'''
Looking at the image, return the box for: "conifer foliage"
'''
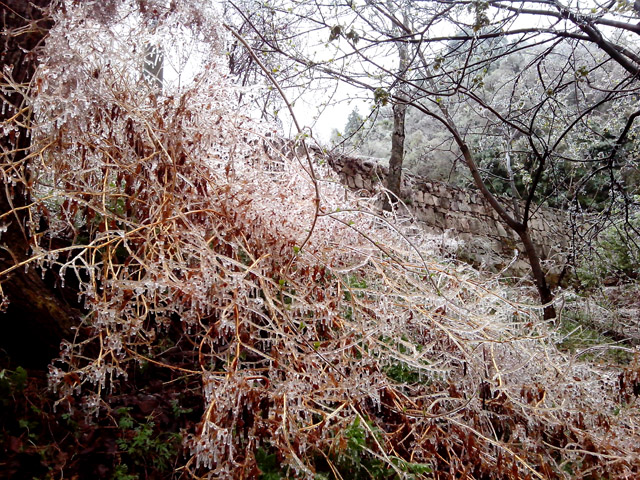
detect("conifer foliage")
[2,1,640,478]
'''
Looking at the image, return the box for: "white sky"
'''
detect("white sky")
[161,0,636,144]
[284,83,369,144]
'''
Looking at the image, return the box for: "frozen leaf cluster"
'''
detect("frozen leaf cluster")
[2,1,639,478]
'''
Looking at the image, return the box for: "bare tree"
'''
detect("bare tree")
[234,0,640,319]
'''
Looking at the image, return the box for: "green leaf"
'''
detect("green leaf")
[373,87,390,106]
[11,366,27,392]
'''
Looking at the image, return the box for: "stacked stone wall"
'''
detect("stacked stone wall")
[326,153,570,274]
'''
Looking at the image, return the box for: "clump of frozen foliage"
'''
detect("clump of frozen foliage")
[5,0,640,478]
[577,214,640,287]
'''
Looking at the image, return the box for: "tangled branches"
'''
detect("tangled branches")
[1,1,639,478]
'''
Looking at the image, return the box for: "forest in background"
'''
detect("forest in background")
[1,1,640,479]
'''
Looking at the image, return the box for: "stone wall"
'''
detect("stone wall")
[326,153,570,275]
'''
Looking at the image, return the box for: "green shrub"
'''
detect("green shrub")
[577,214,640,287]
[113,407,182,477]
[0,366,27,405]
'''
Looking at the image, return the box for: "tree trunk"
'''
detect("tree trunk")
[1,0,80,367]
[456,143,557,320]
[384,38,409,211]
[385,100,407,209]
[516,226,557,320]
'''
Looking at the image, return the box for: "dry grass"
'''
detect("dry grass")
[1,1,639,478]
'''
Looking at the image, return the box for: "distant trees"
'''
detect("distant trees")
[233,0,640,318]
[345,107,365,140]
[330,107,366,149]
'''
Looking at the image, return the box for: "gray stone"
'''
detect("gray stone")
[459,232,473,244]
[458,202,471,212]
[416,207,435,223]
[445,213,457,227]
[354,173,364,189]
[328,152,573,275]
[491,241,505,254]
[434,212,447,228]
[470,203,484,214]
[469,218,481,233]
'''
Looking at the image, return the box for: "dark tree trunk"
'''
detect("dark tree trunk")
[384,100,407,209]
[1,1,79,368]
[384,40,409,211]
[516,226,557,320]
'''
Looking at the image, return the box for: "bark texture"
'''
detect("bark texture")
[385,100,407,206]
[384,39,409,211]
